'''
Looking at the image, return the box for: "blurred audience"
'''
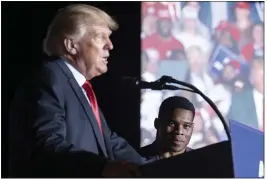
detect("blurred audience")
[142,2,157,18]
[232,2,254,48]
[141,15,157,39]
[218,60,246,93]
[174,6,211,55]
[188,110,218,149]
[141,1,264,149]
[214,21,240,54]
[168,49,187,61]
[183,45,231,116]
[181,1,211,39]
[141,49,162,146]
[141,49,160,82]
[241,23,264,61]
[143,17,184,60]
[228,58,264,131]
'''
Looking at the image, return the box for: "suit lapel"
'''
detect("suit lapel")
[56,59,107,157]
[98,111,113,158]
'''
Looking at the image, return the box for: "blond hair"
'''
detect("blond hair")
[43,4,118,56]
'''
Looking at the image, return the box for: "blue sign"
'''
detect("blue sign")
[209,45,249,81]
[230,120,264,178]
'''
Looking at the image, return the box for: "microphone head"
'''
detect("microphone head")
[160,75,175,83]
[121,76,140,86]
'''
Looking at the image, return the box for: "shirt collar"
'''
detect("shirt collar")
[64,60,86,87]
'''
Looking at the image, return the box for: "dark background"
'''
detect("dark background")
[2,1,141,177]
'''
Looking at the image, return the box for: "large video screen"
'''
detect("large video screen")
[141,1,264,148]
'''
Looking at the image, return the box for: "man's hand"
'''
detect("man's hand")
[102,160,142,177]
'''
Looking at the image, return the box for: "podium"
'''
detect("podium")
[230,120,264,178]
[139,120,264,178]
[139,141,234,177]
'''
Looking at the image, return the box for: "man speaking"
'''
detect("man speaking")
[9,4,154,178]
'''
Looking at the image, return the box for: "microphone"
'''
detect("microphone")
[159,75,231,141]
[122,75,230,141]
[122,76,178,90]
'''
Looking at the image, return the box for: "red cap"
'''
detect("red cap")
[216,20,231,31]
[154,3,173,20]
[229,24,240,41]
[235,2,250,10]
[229,60,241,70]
[216,21,240,41]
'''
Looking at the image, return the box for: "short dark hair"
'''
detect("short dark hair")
[158,96,195,120]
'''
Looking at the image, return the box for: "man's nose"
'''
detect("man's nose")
[105,38,113,50]
[173,125,184,135]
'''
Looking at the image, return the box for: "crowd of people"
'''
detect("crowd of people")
[140,1,264,148]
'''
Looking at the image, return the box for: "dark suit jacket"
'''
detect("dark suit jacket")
[227,89,259,130]
[139,141,192,159]
[8,58,154,177]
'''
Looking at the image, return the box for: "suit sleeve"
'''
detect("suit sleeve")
[24,67,107,177]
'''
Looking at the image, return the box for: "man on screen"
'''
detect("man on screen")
[227,57,264,131]
[9,4,156,178]
[142,17,184,60]
[139,96,194,159]
[241,23,264,62]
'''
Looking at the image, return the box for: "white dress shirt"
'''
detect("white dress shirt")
[64,61,91,105]
[253,89,264,128]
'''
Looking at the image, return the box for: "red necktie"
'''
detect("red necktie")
[82,80,103,134]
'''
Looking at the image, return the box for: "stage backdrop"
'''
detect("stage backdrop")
[140,1,264,149]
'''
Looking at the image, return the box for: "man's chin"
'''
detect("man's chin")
[88,68,108,79]
[100,67,108,74]
[97,66,108,75]
[170,145,185,153]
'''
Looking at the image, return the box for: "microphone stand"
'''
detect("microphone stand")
[154,76,231,141]
[139,76,234,178]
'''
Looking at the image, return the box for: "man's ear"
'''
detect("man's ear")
[154,118,159,130]
[64,38,78,55]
